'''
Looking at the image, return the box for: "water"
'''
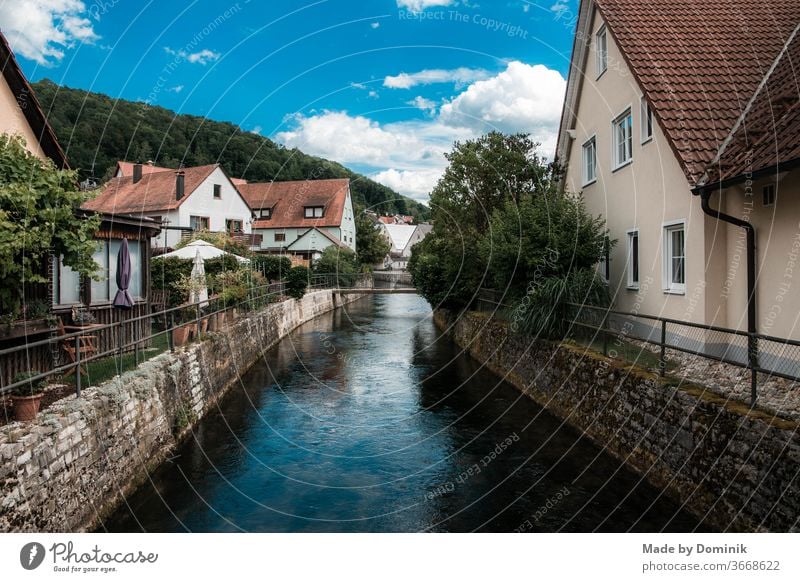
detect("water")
[102,295,708,532]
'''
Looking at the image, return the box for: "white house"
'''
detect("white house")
[239,178,356,264]
[84,163,253,248]
[380,223,432,270]
[557,0,800,350]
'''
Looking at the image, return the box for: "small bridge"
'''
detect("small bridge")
[313,271,417,294]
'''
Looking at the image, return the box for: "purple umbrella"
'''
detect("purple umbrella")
[113,238,135,309]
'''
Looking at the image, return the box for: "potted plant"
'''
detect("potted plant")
[11,371,47,421]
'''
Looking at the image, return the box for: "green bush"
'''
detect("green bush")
[285,266,310,299]
[205,254,241,278]
[252,255,292,282]
[12,371,47,397]
[313,247,360,287]
[151,256,193,307]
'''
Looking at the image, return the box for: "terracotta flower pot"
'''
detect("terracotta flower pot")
[12,393,44,422]
[172,324,192,346]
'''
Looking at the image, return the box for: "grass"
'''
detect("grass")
[66,329,170,390]
[576,334,679,372]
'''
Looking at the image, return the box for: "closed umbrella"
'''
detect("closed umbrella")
[113,238,135,309]
[190,249,209,308]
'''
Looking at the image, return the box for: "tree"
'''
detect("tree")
[285,266,310,299]
[251,255,292,282]
[354,208,390,267]
[0,135,100,315]
[313,246,359,286]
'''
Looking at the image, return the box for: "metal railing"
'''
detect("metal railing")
[0,273,365,400]
[470,289,800,406]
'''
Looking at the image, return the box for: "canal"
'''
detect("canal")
[102,294,707,532]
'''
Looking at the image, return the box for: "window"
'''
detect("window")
[763,184,776,207]
[596,26,608,76]
[53,260,81,305]
[626,229,639,289]
[612,108,633,169]
[213,184,222,199]
[275,233,286,242]
[641,97,653,143]
[260,208,271,219]
[226,219,243,233]
[304,206,324,218]
[663,221,685,293]
[190,216,209,231]
[582,136,597,185]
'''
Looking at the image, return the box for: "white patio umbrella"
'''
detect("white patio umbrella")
[190,249,209,308]
[157,240,250,264]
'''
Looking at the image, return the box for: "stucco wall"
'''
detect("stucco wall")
[0,75,47,160]
[437,309,800,532]
[0,290,364,532]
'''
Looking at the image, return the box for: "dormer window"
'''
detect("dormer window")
[260,208,272,219]
[304,206,324,218]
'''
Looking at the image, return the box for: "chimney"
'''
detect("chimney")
[175,171,185,200]
[132,163,143,184]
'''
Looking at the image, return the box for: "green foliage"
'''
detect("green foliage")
[313,246,360,286]
[410,131,611,325]
[285,266,310,299]
[204,254,241,278]
[11,371,47,396]
[355,208,391,267]
[510,269,611,340]
[176,230,251,258]
[0,134,101,315]
[251,254,292,282]
[32,79,430,221]
[151,256,193,307]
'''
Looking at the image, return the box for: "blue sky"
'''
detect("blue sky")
[0,0,577,201]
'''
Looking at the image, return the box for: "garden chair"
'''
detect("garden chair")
[57,319,99,377]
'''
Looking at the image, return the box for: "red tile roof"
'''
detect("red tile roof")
[595,0,800,183]
[241,179,350,229]
[83,164,219,214]
[116,161,173,176]
[701,26,800,184]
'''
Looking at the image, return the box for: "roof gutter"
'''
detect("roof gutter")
[695,185,759,405]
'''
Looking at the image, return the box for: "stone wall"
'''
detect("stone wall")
[436,310,800,532]
[0,291,363,532]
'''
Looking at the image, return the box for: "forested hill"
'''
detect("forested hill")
[32,79,429,220]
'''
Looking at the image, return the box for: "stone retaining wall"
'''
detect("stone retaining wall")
[0,291,363,532]
[436,310,800,532]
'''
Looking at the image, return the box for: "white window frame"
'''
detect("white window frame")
[640,97,654,144]
[582,135,597,186]
[762,184,776,207]
[626,228,640,290]
[304,206,324,219]
[596,25,608,78]
[612,106,633,170]
[662,219,686,295]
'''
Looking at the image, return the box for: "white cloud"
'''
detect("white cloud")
[275,61,566,200]
[372,169,443,202]
[368,90,380,99]
[168,85,184,93]
[407,96,437,113]
[384,67,489,89]
[0,0,99,65]
[550,1,570,14]
[350,82,367,90]
[396,0,454,11]
[164,47,221,65]
[439,61,565,153]
[249,126,263,135]
[370,22,380,29]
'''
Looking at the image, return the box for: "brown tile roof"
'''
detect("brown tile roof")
[242,178,349,229]
[595,0,800,183]
[82,164,219,214]
[0,31,68,168]
[701,26,800,184]
[116,161,172,176]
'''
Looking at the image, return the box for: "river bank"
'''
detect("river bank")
[434,309,800,532]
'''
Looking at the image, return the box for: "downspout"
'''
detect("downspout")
[698,187,758,405]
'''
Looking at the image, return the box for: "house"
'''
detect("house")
[84,163,254,248]
[239,178,356,264]
[0,31,162,384]
[380,223,432,270]
[556,0,800,349]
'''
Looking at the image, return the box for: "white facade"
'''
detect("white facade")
[152,167,252,248]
